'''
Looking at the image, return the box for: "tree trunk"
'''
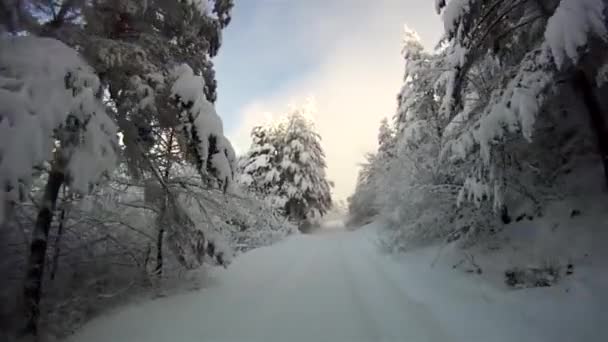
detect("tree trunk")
[154,130,174,277]
[574,70,608,187]
[155,228,164,276]
[49,190,68,281]
[22,169,64,337]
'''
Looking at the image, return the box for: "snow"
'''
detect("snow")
[64,221,607,342]
[441,0,472,36]
[210,152,231,182]
[435,0,446,14]
[545,0,607,68]
[458,177,491,207]
[129,75,157,111]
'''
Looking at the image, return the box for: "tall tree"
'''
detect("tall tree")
[279,107,332,224]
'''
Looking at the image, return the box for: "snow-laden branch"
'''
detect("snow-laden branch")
[0,36,117,221]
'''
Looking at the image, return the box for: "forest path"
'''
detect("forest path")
[66,225,570,342]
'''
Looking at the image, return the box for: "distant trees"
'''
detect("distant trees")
[238,104,333,229]
[347,118,396,225]
[349,0,608,249]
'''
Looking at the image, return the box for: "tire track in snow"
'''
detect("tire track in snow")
[340,234,450,342]
[243,237,328,339]
[336,238,385,341]
[193,236,323,334]
[368,252,450,342]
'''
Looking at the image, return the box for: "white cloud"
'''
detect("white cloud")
[226,0,441,200]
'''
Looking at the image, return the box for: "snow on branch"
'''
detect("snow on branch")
[0,36,117,221]
[441,0,473,37]
[401,25,424,59]
[545,0,607,68]
[443,47,554,167]
[170,64,235,184]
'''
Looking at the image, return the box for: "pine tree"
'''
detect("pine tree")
[279,106,332,225]
[377,118,396,159]
[347,152,381,225]
[239,125,281,195]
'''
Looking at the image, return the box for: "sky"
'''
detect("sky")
[215,0,442,200]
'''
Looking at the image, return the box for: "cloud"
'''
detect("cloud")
[225,0,441,200]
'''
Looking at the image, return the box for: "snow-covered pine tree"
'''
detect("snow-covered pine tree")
[347,153,381,225]
[238,125,281,195]
[347,118,397,225]
[389,26,449,192]
[377,118,396,159]
[278,106,332,226]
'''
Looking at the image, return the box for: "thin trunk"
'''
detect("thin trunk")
[155,131,173,277]
[574,70,608,187]
[22,169,65,337]
[155,228,164,276]
[49,188,68,281]
[143,244,152,270]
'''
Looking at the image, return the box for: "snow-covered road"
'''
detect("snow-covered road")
[66,226,605,342]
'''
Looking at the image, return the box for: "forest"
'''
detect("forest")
[1,0,607,341]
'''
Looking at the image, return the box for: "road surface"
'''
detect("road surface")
[66,226,602,342]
